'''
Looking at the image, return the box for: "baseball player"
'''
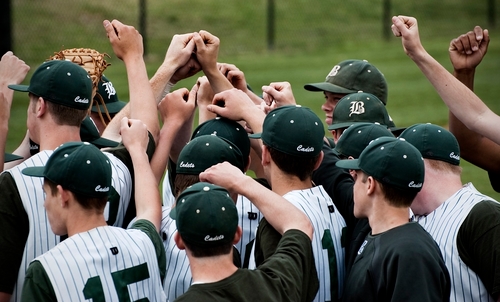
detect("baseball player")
[336,137,451,301]
[20,118,165,301]
[161,134,255,301]
[0,19,159,302]
[245,105,346,302]
[400,123,500,301]
[171,176,319,301]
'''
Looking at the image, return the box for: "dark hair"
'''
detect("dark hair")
[267,145,320,181]
[360,173,417,207]
[183,240,233,258]
[174,174,200,197]
[44,178,107,213]
[44,98,87,127]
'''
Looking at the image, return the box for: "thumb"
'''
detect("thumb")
[206,104,224,116]
[480,29,490,53]
[103,20,117,39]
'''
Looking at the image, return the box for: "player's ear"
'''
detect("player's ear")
[313,151,324,171]
[37,97,48,118]
[57,185,70,207]
[174,231,186,250]
[233,226,242,245]
[366,176,376,195]
[261,145,271,166]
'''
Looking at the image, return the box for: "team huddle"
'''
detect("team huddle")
[0,15,499,302]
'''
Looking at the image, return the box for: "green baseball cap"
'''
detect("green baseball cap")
[169,182,238,247]
[92,75,127,114]
[9,60,92,110]
[249,105,324,157]
[398,123,460,165]
[4,153,23,163]
[334,122,393,159]
[80,116,119,148]
[336,137,424,191]
[192,117,250,163]
[304,59,388,105]
[177,135,245,175]
[327,92,392,131]
[22,141,112,198]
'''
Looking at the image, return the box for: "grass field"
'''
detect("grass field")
[7,0,500,199]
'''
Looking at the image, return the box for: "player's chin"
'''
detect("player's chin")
[325,117,332,125]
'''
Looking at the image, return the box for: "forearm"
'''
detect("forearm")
[169,114,194,164]
[149,62,177,104]
[130,145,162,231]
[204,68,233,93]
[125,57,160,142]
[150,123,183,184]
[411,51,497,140]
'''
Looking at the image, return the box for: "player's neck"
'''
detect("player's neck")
[188,253,238,284]
[38,123,82,151]
[368,203,411,235]
[269,167,313,196]
[66,210,108,237]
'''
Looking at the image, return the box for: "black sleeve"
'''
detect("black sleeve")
[487,171,500,193]
[0,173,29,294]
[254,218,282,267]
[312,142,355,229]
[457,200,500,299]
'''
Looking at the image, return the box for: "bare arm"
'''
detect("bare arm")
[200,162,313,239]
[151,87,197,183]
[120,118,161,231]
[103,20,159,143]
[392,16,500,145]
[194,31,233,93]
[0,52,30,171]
[447,26,500,171]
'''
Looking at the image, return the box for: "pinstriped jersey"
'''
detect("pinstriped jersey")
[283,186,346,302]
[415,183,494,302]
[28,224,166,301]
[6,150,132,302]
[162,178,262,264]
[160,194,263,301]
[7,151,56,302]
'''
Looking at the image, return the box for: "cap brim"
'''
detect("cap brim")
[390,126,406,136]
[90,137,120,148]
[248,132,262,139]
[8,84,29,92]
[91,101,127,114]
[304,82,356,95]
[328,122,355,131]
[4,153,23,163]
[335,158,360,170]
[22,166,45,177]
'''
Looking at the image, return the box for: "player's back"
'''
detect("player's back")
[283,185,346,302]
[28,225,165,301]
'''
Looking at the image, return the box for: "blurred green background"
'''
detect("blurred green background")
[7,0,500,199]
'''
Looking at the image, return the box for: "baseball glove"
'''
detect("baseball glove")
[49,48,110,97]
[49,48,111,119]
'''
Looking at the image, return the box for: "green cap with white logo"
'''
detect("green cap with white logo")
[170,182,238,247]
[9,60,92,110]
[22,141,111,198]
[249,105,324,157]
[399,123,460,166]
[177,135,245,175]
[327,92,393,131]
[336,136,424,192]
[335,122,393,159]
[304,59,388,105]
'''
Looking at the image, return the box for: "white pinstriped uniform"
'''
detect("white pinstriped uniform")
[162,178,262,263]
[283,186,346,302]
[34,226,166,301]
[160,195,262,301]
[249,185,346,302]
[415,183,494,302]
[6,150,132,302]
